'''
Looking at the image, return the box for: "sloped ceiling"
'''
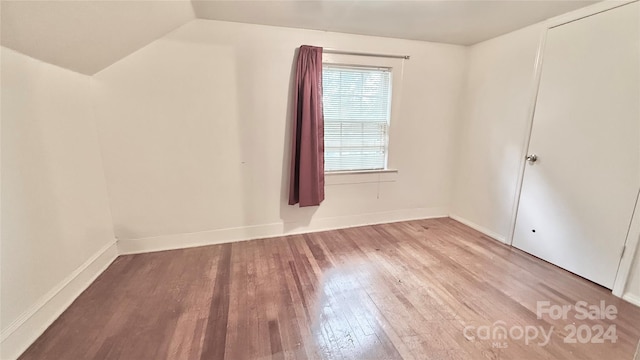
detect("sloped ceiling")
[1,0,195,75]
[1,0,597,75]
[192,0,597,45]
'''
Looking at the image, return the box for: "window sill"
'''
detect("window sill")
[325,169,398,185]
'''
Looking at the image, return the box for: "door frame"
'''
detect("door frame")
[506,0,640,297]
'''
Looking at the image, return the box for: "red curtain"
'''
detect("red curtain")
[288,46,325,207]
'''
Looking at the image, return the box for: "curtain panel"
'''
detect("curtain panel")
[288,45,325,207]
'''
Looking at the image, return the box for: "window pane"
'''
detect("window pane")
[323,65,392,172]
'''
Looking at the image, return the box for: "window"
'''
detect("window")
[323,65,392,172]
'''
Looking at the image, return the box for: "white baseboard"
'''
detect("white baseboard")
[118,207,448,255]
[0,242,118,360]
[449,214,507,244]
[623,293,640,307]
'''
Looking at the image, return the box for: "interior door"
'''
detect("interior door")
[513,2,640,289]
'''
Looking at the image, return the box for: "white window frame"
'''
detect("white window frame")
[322,53,402,180]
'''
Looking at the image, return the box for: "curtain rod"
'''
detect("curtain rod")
[323,48,410,60]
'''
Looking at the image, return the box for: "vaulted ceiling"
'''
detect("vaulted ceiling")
[1,0,597,75]
[1,0,196,75]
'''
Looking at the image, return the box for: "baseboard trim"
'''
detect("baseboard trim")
[0,241,118,360]
[623,293,640,307]
[449,214,507,244]
[118,207,449,255]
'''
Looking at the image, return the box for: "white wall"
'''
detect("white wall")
[91,20,467,252]
[451,23,544,242]
[1,48,117,358]
[2,8,638,360]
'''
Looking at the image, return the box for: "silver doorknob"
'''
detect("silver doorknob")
[526,154,538,163]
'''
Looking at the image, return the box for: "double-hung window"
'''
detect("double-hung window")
[323,65,392,172]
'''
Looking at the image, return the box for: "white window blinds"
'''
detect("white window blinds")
[322,65,392,172]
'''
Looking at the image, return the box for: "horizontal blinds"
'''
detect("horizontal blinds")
[323,65,392,172]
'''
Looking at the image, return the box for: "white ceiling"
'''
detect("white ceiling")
[1,0,597,75]
[1,0,195,75]
[193,0,597,45]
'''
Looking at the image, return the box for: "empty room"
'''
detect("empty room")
[2,0,640,359]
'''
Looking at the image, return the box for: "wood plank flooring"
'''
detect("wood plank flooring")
[20,218,640,359]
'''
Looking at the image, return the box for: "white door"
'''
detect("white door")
[513,2,640,289]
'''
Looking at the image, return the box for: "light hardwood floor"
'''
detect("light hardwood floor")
[20,218,640,359]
